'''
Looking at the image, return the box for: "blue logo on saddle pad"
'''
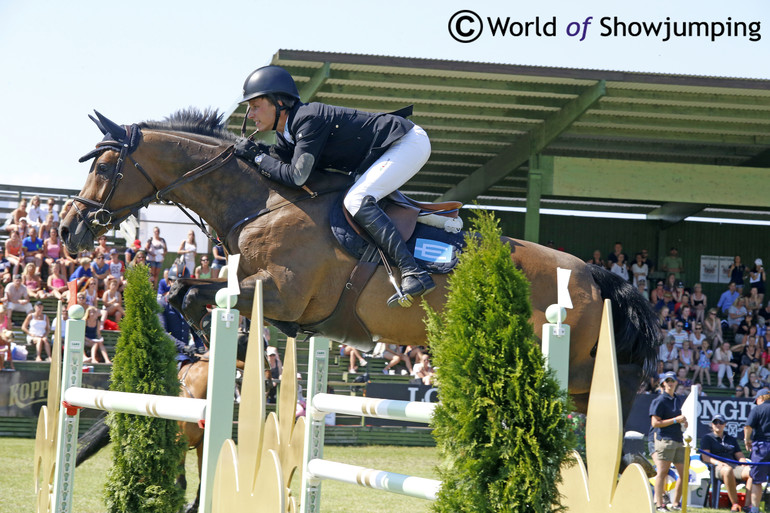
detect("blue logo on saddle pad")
[414,238,454,263]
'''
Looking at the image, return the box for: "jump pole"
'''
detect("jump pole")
[51,299,239,513]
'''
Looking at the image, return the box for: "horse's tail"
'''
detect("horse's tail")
[76,413,111,466]
[587,264,660,376]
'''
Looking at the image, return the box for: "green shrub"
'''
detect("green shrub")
[104,264,186,513]
[425,210,575,513]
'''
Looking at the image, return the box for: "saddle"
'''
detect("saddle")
[302,192,465,350]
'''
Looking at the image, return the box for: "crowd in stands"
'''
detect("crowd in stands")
[587,242,769,400]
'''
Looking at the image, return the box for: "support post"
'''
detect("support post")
[300,337,330,513]
[525,154,552,243]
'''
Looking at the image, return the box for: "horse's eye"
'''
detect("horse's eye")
[98,163,109,173]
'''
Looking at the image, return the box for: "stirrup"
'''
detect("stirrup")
[387,273,435,308]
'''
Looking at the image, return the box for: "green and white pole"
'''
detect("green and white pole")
[52,304,86,513]
[542,267,572,389]
[300,336,330,513]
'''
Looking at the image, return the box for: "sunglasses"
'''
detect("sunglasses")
[713,420,725,425]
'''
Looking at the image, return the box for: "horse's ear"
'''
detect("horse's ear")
[93,110,127,141]
[89,114,108,135]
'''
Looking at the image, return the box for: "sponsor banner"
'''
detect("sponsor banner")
[0,370,110,418]
[365,383,438,427]
[627,393,755,443]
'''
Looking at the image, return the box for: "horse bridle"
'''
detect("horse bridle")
[75,123,235,244]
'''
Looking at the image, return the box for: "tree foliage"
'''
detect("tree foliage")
[426,211,575,513]
[104,264,186,513]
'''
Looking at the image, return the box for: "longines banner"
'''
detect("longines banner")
[0,370,110,418]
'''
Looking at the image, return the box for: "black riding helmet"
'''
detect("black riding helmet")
[241,66,300,132]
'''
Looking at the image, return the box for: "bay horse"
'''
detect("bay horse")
[60,108,659,421]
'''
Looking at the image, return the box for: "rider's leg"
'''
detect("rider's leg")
[344,126,432,307]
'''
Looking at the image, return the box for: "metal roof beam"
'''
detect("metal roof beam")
[646,202,706,225]
[298,62,330,102]
[437,81,606,203]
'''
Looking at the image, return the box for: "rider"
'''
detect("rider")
[232,65,434,308]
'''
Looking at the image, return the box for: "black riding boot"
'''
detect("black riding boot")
[353,196,435,308]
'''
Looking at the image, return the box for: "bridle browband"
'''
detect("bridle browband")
[75,123,235,245]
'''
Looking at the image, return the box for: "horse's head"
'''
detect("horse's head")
[61,112,156,254]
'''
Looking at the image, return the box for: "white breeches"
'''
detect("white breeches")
[343,125,431,216]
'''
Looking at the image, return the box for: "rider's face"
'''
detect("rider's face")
[247,97,277,132]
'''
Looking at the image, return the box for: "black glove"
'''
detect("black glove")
[233,137,259,162]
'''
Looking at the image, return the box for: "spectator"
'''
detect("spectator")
[736,314,758,345]
[107,249,125,288]
[0,328,14,370]
[677,305,695,332]
[650,371,688,512]
[606,241,627,270]
[5,274,32,316]
[640,248,655,273]
[718,282,741,315]
[661,247,684,279]
[47,261,69,302]
[631,252,649,290]
[744,367,765,398]
[700,414,752,513]
[340,344,367,374]
[39,214,56,244]
[0,247,11,284]
[759,303,770,326]
[124,239,142,266]
[59,239,78,278]
[675,366,692,395]
[728,297,749,333]
[693,339,713,386]
[664,273,677,293]
[743,388,770,513]
[729,256,747,292]
[650,280,666,309]
[689,322,706,350]
[585,249,605,267]
[42,227,63,272]
[412,353,436,385]
[83,278,99,307]
[21,301,51,361]
[657,306,673,337]
[93,235,110,259]
[736,386,747,399]
[26,195,45,227]
[90,253,110,292]
[679,339,697,375]
[373,343,414,375]
[68,257,93,290]
[672,280,685,304]
[177,230,197,277]
[749,259,766,307]
[194,255,213,279]
[127,250,147,268]
[145,226,167,288]
[714,341,737,388]
[102,277,124,325]
[742,336,763,375]
[84,305,110,364]
[610,253,629,281]
[747,286,762,315]
[44,197,59,224]
[704,308,725,346]
[266,346,283,403]
[691,283,708,323]
[0,305,9,332]
[21,263,47,300]
[658,335,679,372]
[157,293,196,367]
[211,242,227,279]
[3,198,27,234]
[4,230,22,276]
[667,321,689,349]
[21,226,44,273]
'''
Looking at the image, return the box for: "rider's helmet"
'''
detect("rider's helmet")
[241,65,300,104]
[167,264,180,281]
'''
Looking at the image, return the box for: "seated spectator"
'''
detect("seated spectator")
[736,315,758,345]
[747,286,762,315]
[610,253,629,281]
[741,336,762,375]
[743,367,765,398]
[0,247,11,285]
[728,297,749,333]
[676,305,695,332]
[46,260,69,302]
[714,341,737,388]
[68,257,93,290]
[127,250,147,268]
[340,344,367,374]
[658,335,679,373]
[211,242,227,279]
[5,274,32,316]
[718,282,741,315]
[658,307,673,339]
[631,252,649,290]
[102,277,124,325]
[729,256,747,292]
[124,239,142,266]
[693,339,713,386]
[194,255,213,279]
[26,195,45,227]
[84,305,110,364]
[21,263,47,300]
[0,305,9,332]
[691,283,708,323]
[749,259,766,306]
[83,278,98,307]
[90,253,110,292]
[21,226,44,273]
[44,197,59,224]
[0,328,14,370]
[700,414,752,513]
[704,308,725,346]
[689,322,706,350]
[42,227,63,272]
[667,322,689,349]
[735,386,747,399]
[4,230,22,276]
[3,198,27,234]
[373,343,414,375]
[660,290,676,313]
[672,280,686,304]
[758,303,770,326]
[679,339,697,375]
[606,241,627,270]
[21,301,51,361]
[650,280,666,309]
[412,353,436,385]
[107,249,126,289]
[661,247,684,279]
[585,249,605,268]
[676,366,692,395]
[266,346,283,403]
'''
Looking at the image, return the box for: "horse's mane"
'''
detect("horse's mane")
[138,108,238,142]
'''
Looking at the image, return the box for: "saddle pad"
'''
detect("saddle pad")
[330,194,465,274]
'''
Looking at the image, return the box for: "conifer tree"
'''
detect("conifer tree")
[426,211,574,513]
[104,264,186,513]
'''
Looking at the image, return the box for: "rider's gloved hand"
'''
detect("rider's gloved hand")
[233,137,260,162]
